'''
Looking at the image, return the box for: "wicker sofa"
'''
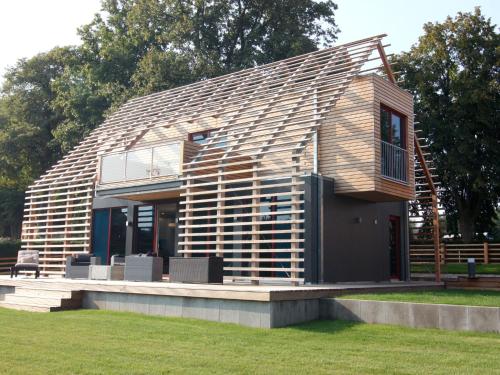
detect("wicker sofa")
[65,254,101,279]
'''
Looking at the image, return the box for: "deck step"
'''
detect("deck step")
[0,286,83,312]
[3,294,63,306]
[0,301,58,312]
[14,287,75,299]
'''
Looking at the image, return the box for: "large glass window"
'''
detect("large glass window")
[135,205,155,254]
[380,105,408,182]
[91,207,127,264]
[380,106,405,149]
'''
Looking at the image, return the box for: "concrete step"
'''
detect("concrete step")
[0,301,59,312]
[14,287,75,299]
[3,294,63,306]
[0,285,83,312]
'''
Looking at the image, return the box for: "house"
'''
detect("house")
[21,35,438,285]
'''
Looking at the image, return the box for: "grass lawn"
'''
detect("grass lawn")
[411,263,500,275]
[0,308,499,375]
[339,289,500,307]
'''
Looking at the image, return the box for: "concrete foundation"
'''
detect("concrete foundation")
[320,298,500,333]
[82,291,320,328]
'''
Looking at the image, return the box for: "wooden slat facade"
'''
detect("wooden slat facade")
[21,35,415,283]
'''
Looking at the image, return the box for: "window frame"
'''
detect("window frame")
[188,129,214,144]
[380,104,407,150]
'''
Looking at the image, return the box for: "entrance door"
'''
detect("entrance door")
[389,215,401,280]
[156,203,178,273]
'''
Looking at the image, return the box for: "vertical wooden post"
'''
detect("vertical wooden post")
[431,193,441,282]
[251,162,260,285]
[290,155,300,286]
[483,241,489,264]
[216,164,224,259]
[441,243,446,265]
[184,173,192,258]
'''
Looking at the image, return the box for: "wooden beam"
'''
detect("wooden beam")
[377,41,396,84]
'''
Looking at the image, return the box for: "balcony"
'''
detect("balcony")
[381,141,408,183]
[96,140,202,196]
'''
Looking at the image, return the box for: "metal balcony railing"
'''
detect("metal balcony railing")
[381,141,408,182]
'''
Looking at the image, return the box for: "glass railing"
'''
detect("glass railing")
[100,142,181,184]
[381,141,408,183]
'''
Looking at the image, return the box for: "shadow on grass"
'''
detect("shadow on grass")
[287,319,362,335]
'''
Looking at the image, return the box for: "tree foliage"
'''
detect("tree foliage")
[0,0,339,238]
[394,8,500,241]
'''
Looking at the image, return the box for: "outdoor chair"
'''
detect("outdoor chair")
[10,250,40,278]
[111,255,125,266]
[88,255,125,281]
[65,254,101,279]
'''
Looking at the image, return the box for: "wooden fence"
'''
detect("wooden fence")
[410,242,500,264]
[0,257,16,275]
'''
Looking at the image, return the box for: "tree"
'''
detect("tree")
[52,0,340,150]
[0,47,77,238]
[394,8,500,242]
[0,0,339,238]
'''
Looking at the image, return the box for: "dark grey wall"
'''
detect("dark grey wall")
[305,174,409,284]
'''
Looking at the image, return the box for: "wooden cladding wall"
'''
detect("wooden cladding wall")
[319,76,376,194]
[319,74,414,201]
[373,75,415,200]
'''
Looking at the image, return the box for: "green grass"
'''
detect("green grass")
[0,309,499,374]
[339,289,500,307]
[411,263,500,275]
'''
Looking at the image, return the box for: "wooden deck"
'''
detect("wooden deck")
[0,276,442,302]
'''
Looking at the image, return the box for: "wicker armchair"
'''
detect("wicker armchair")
[65,254,101,279]
[10,250,40,278]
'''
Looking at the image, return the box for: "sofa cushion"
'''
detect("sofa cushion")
[14,263,38,268]
[17,250,39,265]
[75,254,91,264]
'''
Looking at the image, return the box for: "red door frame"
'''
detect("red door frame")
[389,215,401,280]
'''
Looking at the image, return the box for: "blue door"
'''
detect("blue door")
[92,209,110,264]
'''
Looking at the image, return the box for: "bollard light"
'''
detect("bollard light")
[467,258,476,279]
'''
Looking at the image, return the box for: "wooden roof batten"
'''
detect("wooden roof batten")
[22,34,390,278]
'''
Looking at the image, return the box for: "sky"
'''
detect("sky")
[0,0,498,82]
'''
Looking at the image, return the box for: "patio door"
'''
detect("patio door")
[91,207,128,265]
[156,202,178,273]
[389,215,401,280]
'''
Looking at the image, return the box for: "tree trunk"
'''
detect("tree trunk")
[458,213,474,243]
[457,196,480,243]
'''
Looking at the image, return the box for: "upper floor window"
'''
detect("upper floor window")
[381,105,406,149]
[189,130,212,145]
[380,105,408,182]
[189,129,227,148]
